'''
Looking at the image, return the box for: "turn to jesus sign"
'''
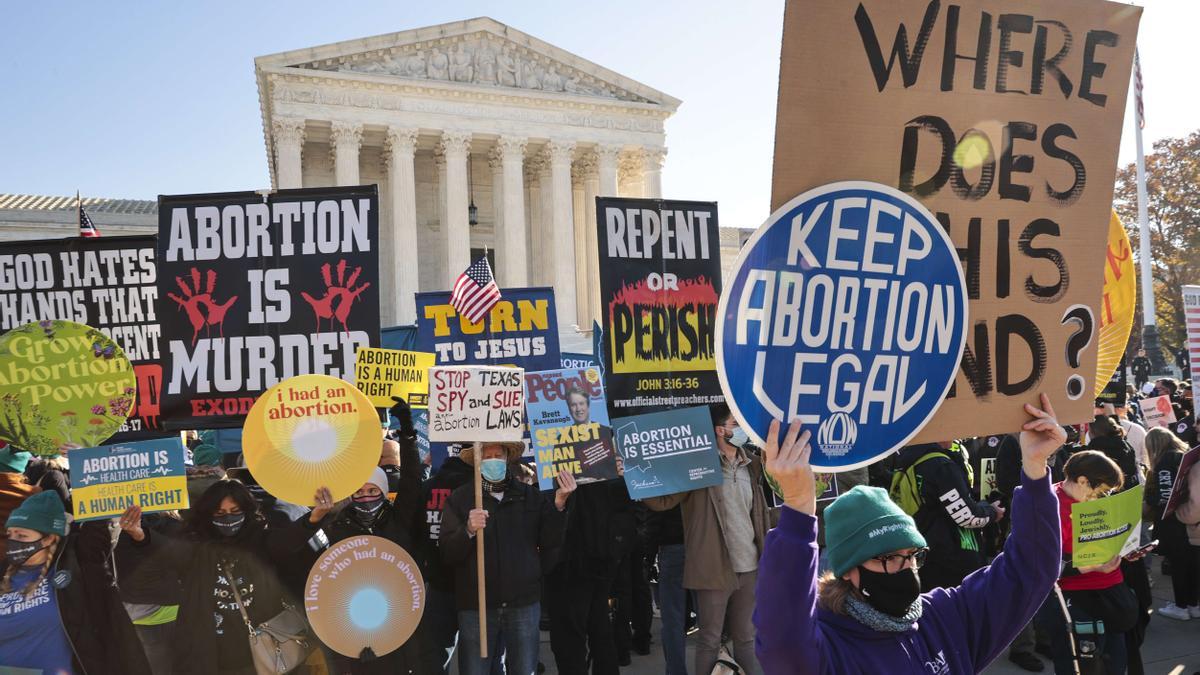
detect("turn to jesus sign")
[718,182,967,470]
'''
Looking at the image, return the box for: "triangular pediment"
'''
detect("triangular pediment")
[255,17,679,108]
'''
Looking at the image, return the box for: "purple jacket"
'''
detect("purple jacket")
[754,472,1060,674]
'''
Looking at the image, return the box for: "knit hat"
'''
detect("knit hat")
[459,441,524,466]
[6,491,69,536]
[191,443,221,467]
[0,447,32,473]
[824,485,927,578]
[366,467,388,496]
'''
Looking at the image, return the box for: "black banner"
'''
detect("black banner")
[0,235,167,441]
[157,186,380,428]
[595,197,724,416]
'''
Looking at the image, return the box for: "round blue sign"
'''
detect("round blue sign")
[717,181,968,471]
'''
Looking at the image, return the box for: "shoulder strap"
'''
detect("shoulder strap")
[220,561,256,637]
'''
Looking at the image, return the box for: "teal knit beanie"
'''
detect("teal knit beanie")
[191,443,221,467]
[824,485,926,578]
[6,491,69,536]
[0,447,32,473]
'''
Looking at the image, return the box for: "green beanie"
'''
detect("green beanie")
[824,485,926,578]
[6,491,69,536]
[0,447,32,473]
[191,443,221,467]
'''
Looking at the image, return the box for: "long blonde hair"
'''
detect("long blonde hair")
[1146,427,1189,472]
[1,534,60,599]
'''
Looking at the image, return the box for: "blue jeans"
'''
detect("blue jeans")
[657,544,688,675]
[458,602,540,675]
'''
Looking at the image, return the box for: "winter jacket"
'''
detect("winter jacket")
[754,471,1061,674]
[1173,457,1200,546]
[991,435,1024,507]
[1086,434,1141,489]
[1,520,153,675]
[115,513,186,607]
[1131,356,1152,380]
[643,448,769,591]
[550,479,635,579]
[418,456,476,591]
[439,476,567,611]
[0,472,38,540]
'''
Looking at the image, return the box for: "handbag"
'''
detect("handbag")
[221,562,313,675]
[710,642,743,675]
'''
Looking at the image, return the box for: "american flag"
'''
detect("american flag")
[1134,48,1145,130]
[450,256,501,324]
[78,193,100,238]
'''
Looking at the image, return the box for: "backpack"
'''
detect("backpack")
[888,451,946,516]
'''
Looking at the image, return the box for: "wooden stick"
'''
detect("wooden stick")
[474,441,488,658]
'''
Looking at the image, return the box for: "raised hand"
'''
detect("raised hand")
[310,486,334,523]
[119,505,145,542]
[1019,393,1067,480]
[554,470,577,511]
[763,419,816,515]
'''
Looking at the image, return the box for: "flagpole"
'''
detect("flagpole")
[1133,47,1164,373]
[76,190,82,233]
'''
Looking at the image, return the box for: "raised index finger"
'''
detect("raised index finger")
[1039,392,1057,420]
[764,419,782,464]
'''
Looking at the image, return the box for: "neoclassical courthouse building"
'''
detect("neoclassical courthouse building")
[1,18,750,334]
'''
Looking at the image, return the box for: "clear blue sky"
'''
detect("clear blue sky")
[1,1,1195,228]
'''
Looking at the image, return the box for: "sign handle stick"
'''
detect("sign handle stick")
[474,440,488,658]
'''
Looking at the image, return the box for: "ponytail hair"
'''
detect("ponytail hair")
[1,535,60,599]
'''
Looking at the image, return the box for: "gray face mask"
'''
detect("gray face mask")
[728,427,750,448]
[211,513,245,537]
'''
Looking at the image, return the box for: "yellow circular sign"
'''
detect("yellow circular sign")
[0,320,136,456]
[1095,211,1136,398]
[242,374,380,505]
[304,535,425,658]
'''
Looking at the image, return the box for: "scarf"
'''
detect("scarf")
[482,475,508,495]
[845,595,922,633]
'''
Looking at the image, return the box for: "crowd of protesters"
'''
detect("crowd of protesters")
[0,371,1197,675]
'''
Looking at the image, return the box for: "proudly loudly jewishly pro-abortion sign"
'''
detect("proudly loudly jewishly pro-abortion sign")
[718,181,967,470]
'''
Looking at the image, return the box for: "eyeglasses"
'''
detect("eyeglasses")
[870,548,929,573]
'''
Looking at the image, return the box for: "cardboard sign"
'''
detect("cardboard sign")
[157,186,380,429]
[427,366,524,443]
[614,406,721,500]
[1095,212,1136,397]
[354,348,435,408]
[1164,446,1199,519]
[0,236,166,440]
[415,288,560,371]
[242,374,381,505]
[525,367,618,490]
[771,0,1141,441]
[0,320,137,456]
[1185,286,1200,387]
[1071,485,1143,568]
[979,457,998,500]
[305,535,425,658]
[71,438,188,521]
[718,182,967,470]
[1139,395,1177,430]
[596,198,725,416]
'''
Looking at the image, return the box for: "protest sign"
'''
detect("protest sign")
[561,352,600,370]
[416,288,560,371]
[613,406,720,499]
[157,186,380,429]
[718,182,968,470]
[242,374,381,504]
[354,347,435,408]
[1095,212,1136,397]
[0,236,165,440]
[1071,485,1143,568]
[71,437,187,521]
[1186,286,1200,387]
[1096,354,1128,407]
[427,366,524,443]
[1164,446,1199,519]
[0,320,137,456]
[596,198,724,416]
[771,0,1141,440]
[979,457,998,500]
[526,367,619,490]
[304,535,424,658]
[1139,395,1177,429]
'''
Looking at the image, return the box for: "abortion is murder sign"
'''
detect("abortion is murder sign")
[157,186,380,428]
[770,0,1141,439]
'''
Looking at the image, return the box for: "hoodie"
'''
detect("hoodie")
[417,456,476,591]
[753,471,1060,674]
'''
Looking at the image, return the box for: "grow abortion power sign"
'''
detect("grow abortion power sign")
[718,182,967,470]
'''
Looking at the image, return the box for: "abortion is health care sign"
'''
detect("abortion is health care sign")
[71,438,188,521]
[718,182,967,470]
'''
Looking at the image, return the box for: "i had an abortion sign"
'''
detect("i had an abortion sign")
[718,181,967,470]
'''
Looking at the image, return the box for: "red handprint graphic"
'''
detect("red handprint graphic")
[300,260,371,334]
[166,268,239,346]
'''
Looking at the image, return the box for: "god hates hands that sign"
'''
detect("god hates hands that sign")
[596,198,725,416]
[525,367,618,491]
[415,288,560,371]
[770,0,1141,439]
[719,182,968,471]
[427,366,524,443]
[156,186,380,429]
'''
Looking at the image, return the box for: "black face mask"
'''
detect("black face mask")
[212,513,246,537]
[352,497,385,521]
[5,539,46,568]
[856,565,921,618]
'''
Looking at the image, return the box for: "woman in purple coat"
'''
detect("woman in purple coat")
[754,394,1066,674]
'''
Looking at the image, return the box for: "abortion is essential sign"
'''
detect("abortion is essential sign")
[718,181,967,470]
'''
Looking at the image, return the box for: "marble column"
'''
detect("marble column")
[272,117,306,189]
[546,140,577,325]
[497,136,529,287]
[385,127,419,324]
[619,151,644,198]
[330,121,363,186]
[536,154,554,286]
[596,144,621,198]
[571,164,589,328]
[642,147,666,199]
[439,131,472,286]
[524,158,544,285]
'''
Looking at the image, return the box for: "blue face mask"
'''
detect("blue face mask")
[728,427,750,449]
[480,458,508,483]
